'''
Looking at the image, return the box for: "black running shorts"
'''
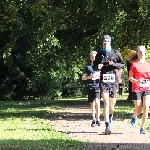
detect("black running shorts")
[100,83,117,98]
[118,88,123,95]
[132,90,150,100]
[88,87,100,103]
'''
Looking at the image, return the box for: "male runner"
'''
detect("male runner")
[93,35,125,134]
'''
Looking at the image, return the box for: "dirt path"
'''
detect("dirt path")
[47,101,150,150]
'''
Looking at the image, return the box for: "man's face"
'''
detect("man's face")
[103,39,111,48]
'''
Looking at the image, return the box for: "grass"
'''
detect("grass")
[0,94,150,149]
[0,100,82,150]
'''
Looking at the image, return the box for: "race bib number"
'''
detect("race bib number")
[103,74,115,83]
[139,79,150,87]
[92,71,100,80]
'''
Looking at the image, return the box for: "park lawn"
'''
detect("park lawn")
[0,100,82,150]
[0,96,150,149]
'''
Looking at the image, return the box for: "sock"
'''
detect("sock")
[132,116,137,119]
[97,118,100,121]
[105,122,109,127]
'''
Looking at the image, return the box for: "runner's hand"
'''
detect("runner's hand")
[136,80,141,84]
[108,61,113,65]
[87,74,93,79]
[98,64,103,69]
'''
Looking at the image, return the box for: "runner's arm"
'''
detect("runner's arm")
[82,73,93,80]
[128,71,140,84]
[82,66,93,80]
[112,51,125,69]
[82,74,88,80]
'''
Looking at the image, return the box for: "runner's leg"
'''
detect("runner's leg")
[88,89,96,126]
[90,101,96,120]
[141,95,150,128]
[133,100,142,118]
[131,100,142,127]
[95,98,100,120]
[109,84,117,126]
[90,100,96,127]
[109,97,116,114]
[102,93,109,123]
[95,98,100,126]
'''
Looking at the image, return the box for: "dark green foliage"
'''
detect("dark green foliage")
[0,0,150,100]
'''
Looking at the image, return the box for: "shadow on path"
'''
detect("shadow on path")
[46,100,135,121]
[46,100,105,121]
[48,99,150,150]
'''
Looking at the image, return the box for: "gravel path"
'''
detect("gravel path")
[47,101,150,150]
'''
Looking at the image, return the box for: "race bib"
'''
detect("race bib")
[103,74,115,83]
[92,71,100,80]
[139,79,150,87]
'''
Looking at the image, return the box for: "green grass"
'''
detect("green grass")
[114,93,134,119]
[0,95,150,149]
[115,100,134,120]
[0,100,82,150]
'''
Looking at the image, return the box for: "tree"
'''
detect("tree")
[0,0,150,100]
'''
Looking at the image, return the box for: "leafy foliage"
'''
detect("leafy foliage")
[0,0,150,100]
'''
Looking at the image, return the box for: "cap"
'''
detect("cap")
[103,35,111,41]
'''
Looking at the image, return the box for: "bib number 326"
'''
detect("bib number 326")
[103,74,115,83]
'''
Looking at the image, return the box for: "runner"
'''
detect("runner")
[93,35,125,134]
[128,45,150,134]
[82,51,101,127]
[127,50,138,100]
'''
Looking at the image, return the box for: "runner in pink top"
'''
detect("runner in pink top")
[129,45,150,134]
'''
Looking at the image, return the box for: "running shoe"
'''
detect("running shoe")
[140,127,145,134]
[131,117,137,127]
[91,119,96,127]
[105,126,111,135]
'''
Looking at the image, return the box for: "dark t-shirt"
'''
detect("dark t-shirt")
[93,49,124,85]
[83,64,100,88]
